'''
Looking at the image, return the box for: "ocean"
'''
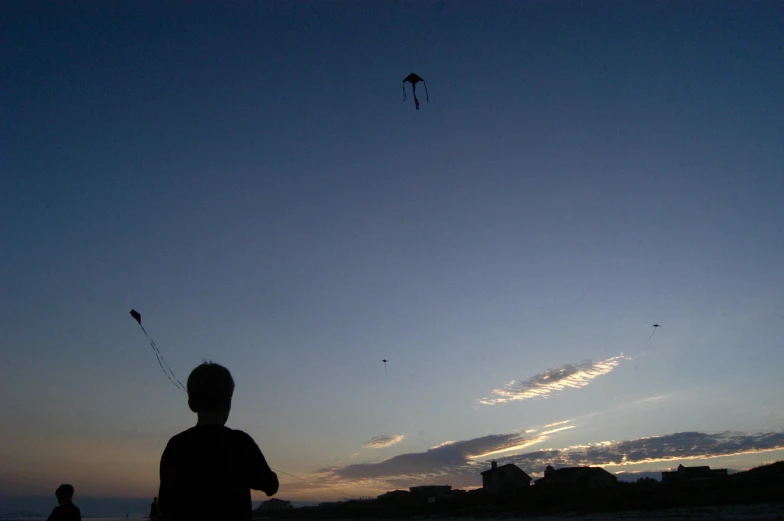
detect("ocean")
[0,495,149,521]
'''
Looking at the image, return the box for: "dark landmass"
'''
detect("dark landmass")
[615,469,737,482]
[253,462,784,519]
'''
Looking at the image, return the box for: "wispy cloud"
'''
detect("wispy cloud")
[539,425,577,436]
[308,425,576,491]
[342,433,532,480]
[299,429,784,495]
[479,355,630,405]
[430,440,456,450]
[493,430,784,472]
[364,434,406,449]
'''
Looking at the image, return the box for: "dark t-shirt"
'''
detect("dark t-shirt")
[47,504,81,521]
[158,425,279,521]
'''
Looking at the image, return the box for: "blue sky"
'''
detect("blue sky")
[2,0,784,505]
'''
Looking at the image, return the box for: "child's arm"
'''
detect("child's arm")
[244,434,280,496]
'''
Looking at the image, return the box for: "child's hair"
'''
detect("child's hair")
[56,484,74,498]
[187,361,235,412]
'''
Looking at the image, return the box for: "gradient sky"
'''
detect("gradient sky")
[3,0,784,505]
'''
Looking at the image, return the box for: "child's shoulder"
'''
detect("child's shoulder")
[226,426,258,443]
[167,425,256,443]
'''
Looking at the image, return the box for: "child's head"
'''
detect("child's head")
[187,361,235,419]
[55,484,74,505]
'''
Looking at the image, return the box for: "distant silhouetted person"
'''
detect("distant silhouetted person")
[47,484,81,521]
[149,496,162,520]
[158,362,279,521]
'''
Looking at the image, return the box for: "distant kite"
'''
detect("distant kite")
[402,73,429,110]
[648,324,661,341]
[130,309,185,391]
[382,359,388,375]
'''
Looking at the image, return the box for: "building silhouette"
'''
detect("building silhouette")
[534,465,617,489]
[377,485,461,505]
[661,464,728,485]
[481,461,532,492]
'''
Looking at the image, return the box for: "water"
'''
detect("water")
[0,493,159,521]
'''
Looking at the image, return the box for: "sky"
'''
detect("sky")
[2,0,784,509]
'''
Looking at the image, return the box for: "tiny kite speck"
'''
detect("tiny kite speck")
[382,359,388,375]
[402,73,429,110]
[648,324,661,340]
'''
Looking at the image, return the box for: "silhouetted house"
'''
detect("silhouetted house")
[256,498,293,511]
[481,461,532,493]
[661,464,728,485]
[534,465,618,489]
[378,486,456,505]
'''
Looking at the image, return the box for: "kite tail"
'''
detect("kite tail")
[647,330,656,341]
[412,84,420,110]
[423,80,429,103]
[402,83,407,101]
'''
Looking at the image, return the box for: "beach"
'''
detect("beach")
[3,502,784,521]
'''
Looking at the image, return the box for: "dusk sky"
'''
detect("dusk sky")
[2,0,784,506]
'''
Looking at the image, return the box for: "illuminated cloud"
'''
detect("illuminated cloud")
[307,425,576,491]
[479,355,629,405]
[364,434,405,449]
[539,425,577,436]
[430,440,456,450]
[493,430,784,472]
[342,433,531,480]
[543,420,571,428]
[299,429,784,495]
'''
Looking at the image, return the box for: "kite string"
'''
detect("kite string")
[138,324,186,391]
[151,338,186,391]
[270,468,357,501]
[148,337,185,391]
[132,312,356,501]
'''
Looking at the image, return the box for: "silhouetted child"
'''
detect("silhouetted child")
[149,496,161,520]
[158,362,279,521]
[47,484,81,521]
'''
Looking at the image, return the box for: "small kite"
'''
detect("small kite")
[648,324,661,340]
[402,73,429,110]
[130,309,185,391]
[382,359,388,375]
